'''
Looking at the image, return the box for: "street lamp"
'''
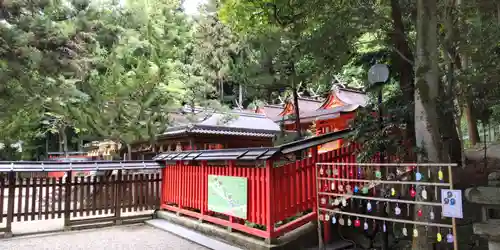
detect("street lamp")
[367,64,389,139]
[367,63,389,250]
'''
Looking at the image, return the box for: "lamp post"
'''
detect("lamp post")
[368,64,390,133]
[367,63,389,250]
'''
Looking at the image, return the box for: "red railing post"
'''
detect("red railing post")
[311,146,318,213]
[176,160,183,215]
[200,160,207,221]
[265,159,275,243]
[160,163,166,208]
[227,160,236,231]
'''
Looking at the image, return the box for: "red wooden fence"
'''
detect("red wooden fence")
[160,144,358,241]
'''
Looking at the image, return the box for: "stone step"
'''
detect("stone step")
[146,218,243,250]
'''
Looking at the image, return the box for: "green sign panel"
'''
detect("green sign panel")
[208,175,248,219]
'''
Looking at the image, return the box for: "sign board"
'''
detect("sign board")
[441,189,463,219]
[208,175,248,219]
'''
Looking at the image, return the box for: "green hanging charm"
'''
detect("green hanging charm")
[325,168,332,176]
[375,170,382,179]
[362,185,369,194]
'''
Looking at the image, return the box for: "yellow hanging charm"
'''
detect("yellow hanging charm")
[413,228,419,237]
[437,232,442,242]
[391,187,396,196]
[438,169,444,181]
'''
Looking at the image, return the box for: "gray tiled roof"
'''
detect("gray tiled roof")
[162,111,280,138]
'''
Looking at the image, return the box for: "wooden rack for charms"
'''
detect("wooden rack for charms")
[315,162,459,250]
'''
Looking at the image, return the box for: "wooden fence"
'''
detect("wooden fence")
[0,167,162,236]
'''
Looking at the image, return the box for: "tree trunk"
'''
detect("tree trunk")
[414,1,442,249]
[465,99,481,145]
[59,126,68,156]
[440,0,463,164]
[457,0,481,146]
[58,133,63,152]
[126,144,132,160]
[390,0,416,159]
[238,83,243,107]
[219,76,224,102]
[291,66,302,139]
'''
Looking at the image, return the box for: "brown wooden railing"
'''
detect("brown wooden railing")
[0,161,162,237]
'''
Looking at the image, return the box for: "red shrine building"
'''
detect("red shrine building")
[255,84,368,152]
[124,83,368,160]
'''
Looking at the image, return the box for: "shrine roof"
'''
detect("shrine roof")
[161,110,280,138]
[280,105,359,124]
[154,129,353,161]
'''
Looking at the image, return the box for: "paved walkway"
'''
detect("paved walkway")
[0,224,208,250]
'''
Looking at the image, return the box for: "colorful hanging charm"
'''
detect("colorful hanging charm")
[333,168,339,176]
[391,187,396,196]
[438,168,444,181]
[410,186,417,198]
[325,168,332,176]
[319,167,324,175]
[395,204,401,215]
[333,198,340,206]
[354,218,361,228]
[416,171,423,181]
[382,222,387,232]
[332,216,337,224]
[320,197,326,205]
[325,213,330,221]
[331,182,336,191]
[354,185,359,193]
[349,169,354,177]
[346,185,352,194]
[366,201,372,212]
[417,209,423,217]
[347,217,352,227]
[362,185,369,194]
[375,169,382,179]
[338,184,344,192]
[422,187,428,200]
[339,217,345,226]
[319,214,324,221]
[413,228,419,237]
[437,232,443,242]
[402,226,408,236]
[341,198,347,207]
[363,220,369,231]
[358,167,362,177]
[446,232,454,243]
[430,211,435,220]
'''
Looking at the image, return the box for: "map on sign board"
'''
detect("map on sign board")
[441,189,463,219]
[208,175,248,219]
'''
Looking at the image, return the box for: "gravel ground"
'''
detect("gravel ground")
[0,224,209,250]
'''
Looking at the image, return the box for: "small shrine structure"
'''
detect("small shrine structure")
[255,83,369,152]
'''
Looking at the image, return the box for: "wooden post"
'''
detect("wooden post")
[63,171,72,230]
[114,170,123,225]
[447,165,458,250]
[265,159,275,244]
[5,172,15,237]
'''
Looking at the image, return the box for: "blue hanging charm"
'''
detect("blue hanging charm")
[416,172,423,181]
[366,201,372,212]
[383,223,387,232]
[332,216,337,224]
[354,186,359,193]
